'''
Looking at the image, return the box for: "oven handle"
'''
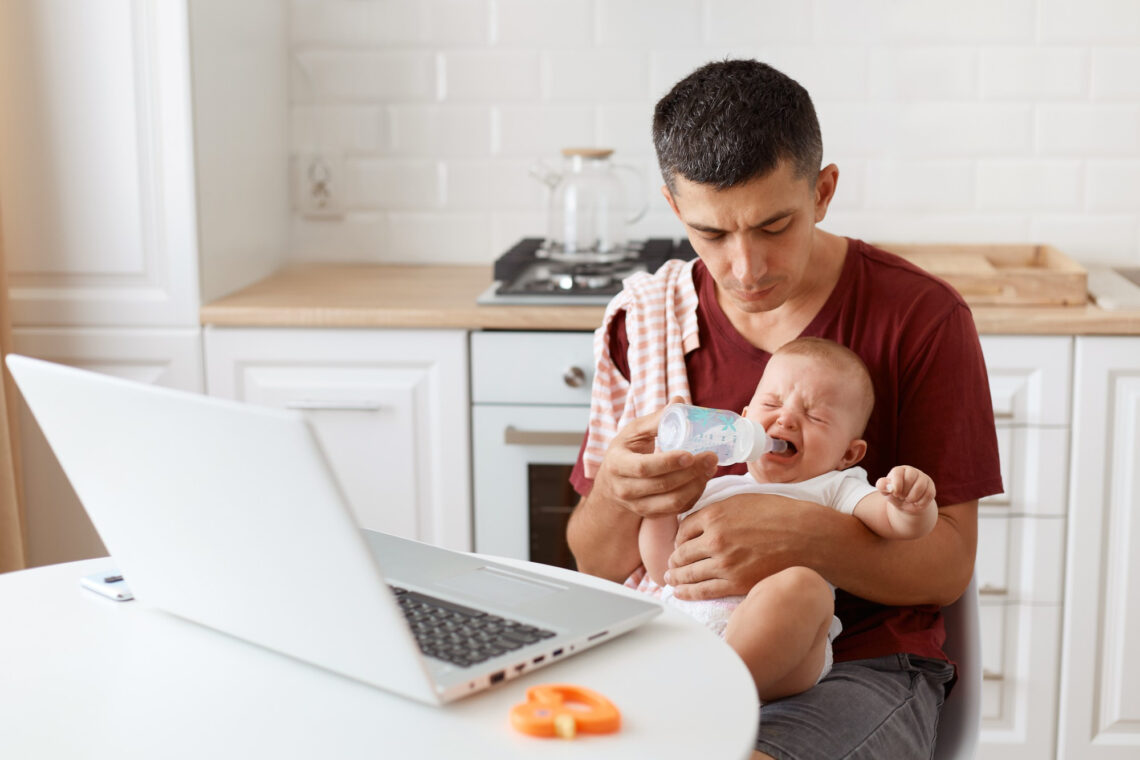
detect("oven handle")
[503,426,583,447]
[285,400,385,411]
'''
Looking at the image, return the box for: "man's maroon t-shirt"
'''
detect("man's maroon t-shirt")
[569,238,1003,664]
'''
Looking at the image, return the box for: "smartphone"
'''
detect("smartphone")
[80,570,134,601]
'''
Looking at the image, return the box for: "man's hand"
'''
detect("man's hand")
[567,399,717,581]
[664,493,809,600]
[589,401,719,520]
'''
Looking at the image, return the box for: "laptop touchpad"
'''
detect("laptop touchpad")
[436,566,562,608]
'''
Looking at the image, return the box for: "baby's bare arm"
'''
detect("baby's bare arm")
[639,514,680,587]
[853,466,938,540]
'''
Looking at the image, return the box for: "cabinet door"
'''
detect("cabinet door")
[0,0,201,327]
[977,335,1072,760]
[11,328,204,567]
[1059,337,1140,760]
[204,328,470,551]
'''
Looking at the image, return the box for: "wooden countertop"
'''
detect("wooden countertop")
[200,263,1140,335]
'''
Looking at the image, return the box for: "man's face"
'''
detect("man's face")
[742,352,866,484]
[662,161,835,315]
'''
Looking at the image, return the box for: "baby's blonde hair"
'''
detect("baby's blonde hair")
[772,337,875,435]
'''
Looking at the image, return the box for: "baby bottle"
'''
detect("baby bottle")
[656,403,787,465]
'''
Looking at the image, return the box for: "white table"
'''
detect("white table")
[0,557,759,759]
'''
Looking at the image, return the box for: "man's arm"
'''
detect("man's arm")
[567,406,718,582]
[567,493,643,583]
[665,494,977,607]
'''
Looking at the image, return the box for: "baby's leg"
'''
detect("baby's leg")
[638,515,678,587]
[723,566,835,703]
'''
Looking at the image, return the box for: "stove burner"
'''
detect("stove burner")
[541,242,639,266]
[482,238,697,304]
[572,270,614,289]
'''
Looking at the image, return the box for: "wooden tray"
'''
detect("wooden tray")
[881,243,1088,306]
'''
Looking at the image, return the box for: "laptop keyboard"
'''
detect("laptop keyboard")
[390,586,556,668]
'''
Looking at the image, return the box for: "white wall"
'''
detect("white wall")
[286,0,1140,268]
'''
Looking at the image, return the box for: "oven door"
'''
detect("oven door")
[472,404,588,570]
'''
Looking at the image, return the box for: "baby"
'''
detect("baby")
[639,337,937,703]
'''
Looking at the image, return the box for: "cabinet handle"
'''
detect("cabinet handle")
[285,400,384,411]
[978,584,1008,596]
[982,669,1004,681]
[993,410,1014,420]
[563,366,587,388]
[503,426,583,447]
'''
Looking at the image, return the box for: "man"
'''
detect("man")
[567,59,1002,759]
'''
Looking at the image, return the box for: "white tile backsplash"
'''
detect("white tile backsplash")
[291,104,384,153]
[1040,0,1140,43]
[493,0,593,47]
[868,48,978,101]
[441,51,542,101]
[1086,160,1140,211]
[545,51,648,101]
[388,105,493,157]
[293,50,437,101]
[980,48,1089,100]
[1091,48,1140,99]
[352,159,443,209]
[703,0,813,45]
[865,161,976,211]
[496,105,596,156]
[1037,105,1140,155]
[885,0,1036,43]
[599,0,703,48]
[894,104,1035,158]
[288,0,1140,266]
[977,161,1084,210]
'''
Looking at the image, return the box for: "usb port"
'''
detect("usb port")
[532,655,546,665]
[552,649,564,657]
[490,670,505,685]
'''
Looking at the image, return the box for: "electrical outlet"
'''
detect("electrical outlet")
[294,153,345,218]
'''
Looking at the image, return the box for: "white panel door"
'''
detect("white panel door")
[1059,337,1140,760]
[0,0,200,326]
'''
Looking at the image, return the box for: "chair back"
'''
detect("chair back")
[932,572,981,760]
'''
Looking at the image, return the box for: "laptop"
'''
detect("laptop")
[5,354,660,705]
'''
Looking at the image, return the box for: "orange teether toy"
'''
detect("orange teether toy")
[509,684,621,739]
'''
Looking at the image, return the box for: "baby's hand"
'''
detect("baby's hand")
[876,466,936,513]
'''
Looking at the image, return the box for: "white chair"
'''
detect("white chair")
[932,572,981,760]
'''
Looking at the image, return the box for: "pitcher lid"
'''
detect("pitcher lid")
[561,147,614,159]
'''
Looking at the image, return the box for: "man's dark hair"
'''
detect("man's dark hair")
[652,59,823,192]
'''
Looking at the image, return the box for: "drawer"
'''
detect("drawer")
[980,426,1069,516]
[976,514,1065,603]
[978,602,1062,759]
[981,336,1072,426]
[471,331,594,405]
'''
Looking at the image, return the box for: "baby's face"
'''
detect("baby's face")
[744,353,866,484]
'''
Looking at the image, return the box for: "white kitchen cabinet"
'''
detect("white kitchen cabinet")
[9,328,204,567]
[0,0,288,566]
[204,327,471,552]
[976,335,1072,760]
[1058,337,1140,760]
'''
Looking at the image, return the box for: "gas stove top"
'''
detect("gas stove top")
[477,238,696,305]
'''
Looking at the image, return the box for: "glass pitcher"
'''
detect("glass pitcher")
[531,148,647,259]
